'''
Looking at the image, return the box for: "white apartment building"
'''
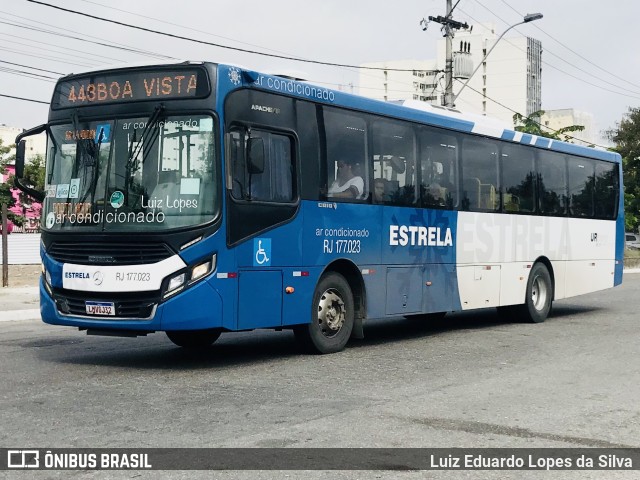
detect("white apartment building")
[540,109,597,146]
[359,59,439,103]
[358,24,542,128]
[0,124,46,162]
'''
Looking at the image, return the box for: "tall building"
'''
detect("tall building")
[442,24,542,125]
[359,59,439,103]
[0,124,47,162]
[540,109,597,146]
[358,23,543,127]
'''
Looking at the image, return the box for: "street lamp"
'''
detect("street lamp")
[452,13,543,104]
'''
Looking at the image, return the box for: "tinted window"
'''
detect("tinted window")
[501,144,535,213]
[323,107,368,201]
[418,128,458,209]
[567,157,594,217]
[372,121,416,206]
[230,129,294,203]
[594,161,618,219]
[538,152,567,215]
[461,139,499,211]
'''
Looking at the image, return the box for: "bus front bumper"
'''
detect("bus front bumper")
[39,278,224,332]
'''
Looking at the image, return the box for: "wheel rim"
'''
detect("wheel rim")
[531,275,548,311]
[317,288,346,338]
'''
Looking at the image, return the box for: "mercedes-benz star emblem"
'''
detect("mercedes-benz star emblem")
[93,271,104,286]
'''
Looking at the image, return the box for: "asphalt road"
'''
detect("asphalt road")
[2,274,640,479]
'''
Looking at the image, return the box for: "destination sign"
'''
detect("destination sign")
[52,68,210,108]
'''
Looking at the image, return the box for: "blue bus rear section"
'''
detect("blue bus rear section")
[21,61,623,353]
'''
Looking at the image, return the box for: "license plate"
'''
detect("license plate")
[85,301,115,316]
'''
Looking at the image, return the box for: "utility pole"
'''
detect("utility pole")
[425,0,469,107]
[2,203,7,287]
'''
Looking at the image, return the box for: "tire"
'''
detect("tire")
[521,262,553,323]
[166,329,221,348]
[294,272,354,354]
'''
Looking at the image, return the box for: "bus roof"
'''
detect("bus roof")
[222,63,620,164]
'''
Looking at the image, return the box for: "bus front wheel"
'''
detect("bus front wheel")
[294,272,354,354]
[522,262,553,323]
[166,329,221,348]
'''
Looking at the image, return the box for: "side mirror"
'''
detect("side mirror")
[15,140,26,178]
[14,124,48,202]
[247,137,265,174]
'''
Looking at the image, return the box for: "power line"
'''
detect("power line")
[495,0,640,92]
[26,0,438,73]
[0,35,112,66]
[0,65,57,80]
[0,59,64,75]
[0,16,175,60]
[453,78,610,149]
[0,93,48,104]
[463,2,640,97]
[0,45,98,68]
[76,0,310,60]
[0,30,126,64]
[74,0,443,98]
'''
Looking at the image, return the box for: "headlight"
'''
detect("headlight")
[189,254,216,284]
[163,273,186,299]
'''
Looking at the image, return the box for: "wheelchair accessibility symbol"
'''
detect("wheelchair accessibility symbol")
[253,238,271,266]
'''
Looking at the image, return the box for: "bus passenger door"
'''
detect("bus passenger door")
[238,271,283,330]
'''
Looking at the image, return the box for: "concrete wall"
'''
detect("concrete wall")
[0,233,40,264]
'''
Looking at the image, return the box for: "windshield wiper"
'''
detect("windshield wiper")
[129,104,164,166]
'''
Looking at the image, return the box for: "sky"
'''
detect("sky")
[1,0,639,146]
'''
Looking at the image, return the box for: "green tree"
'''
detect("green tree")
[0,137,16,214]
[13,153,45,202]
[607,107,640,232]
[513,110,585,142]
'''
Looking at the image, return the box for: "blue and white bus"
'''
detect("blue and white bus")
[15,61,624,354]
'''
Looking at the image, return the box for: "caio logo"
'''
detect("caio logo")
[7,450,39,468]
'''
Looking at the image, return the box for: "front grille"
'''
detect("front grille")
[49,242,174,265]
[52,288,160,319]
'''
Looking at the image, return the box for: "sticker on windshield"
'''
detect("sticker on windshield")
[95,123,111,143]
[69,179,80,199]
[199,117,213,132]
[180,177,200,195]
[110,190,124,209]
[46,185,57,198]
[56,184,70,198]
[46,212,56,229]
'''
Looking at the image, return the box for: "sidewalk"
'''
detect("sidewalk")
[0,264,42,322]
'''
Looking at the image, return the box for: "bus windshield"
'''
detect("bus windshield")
[42,114,217,232]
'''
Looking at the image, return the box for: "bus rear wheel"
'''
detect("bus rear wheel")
[166,329,221,348]
[294,272,354,354]
[521,262,553,323]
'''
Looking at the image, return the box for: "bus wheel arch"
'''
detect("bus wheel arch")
[323,259,366,339]
[522,258,554,323]
[294,260,365,354]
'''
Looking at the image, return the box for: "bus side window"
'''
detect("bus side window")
[501,144,535,214]
[323,107,368,201]
[538,152,567,215]
[371,120,416,206]
[229,129,294,203]
[419,129,458,209]
[461,138,499,212]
